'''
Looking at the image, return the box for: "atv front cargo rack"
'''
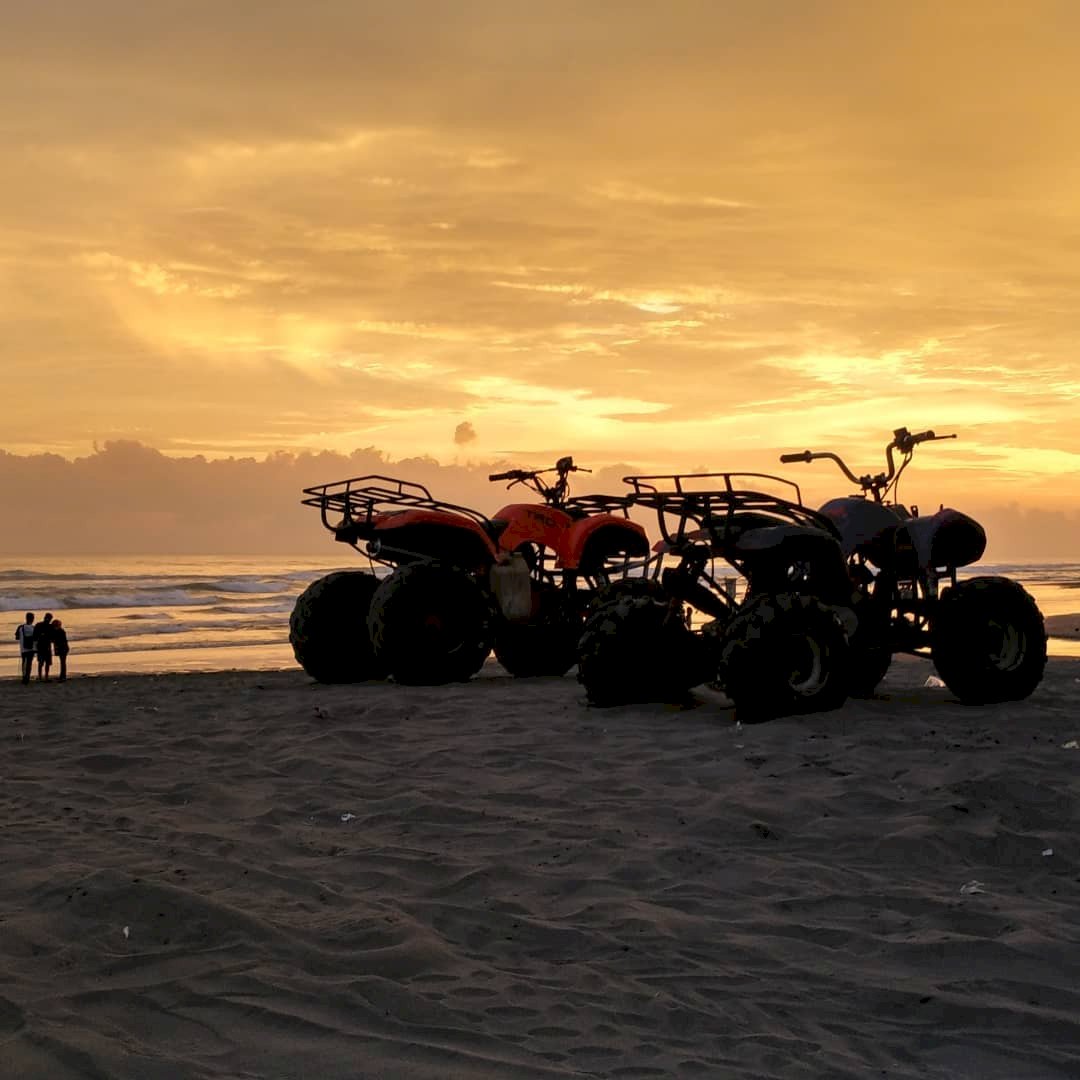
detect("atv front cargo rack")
[562,493,636,518]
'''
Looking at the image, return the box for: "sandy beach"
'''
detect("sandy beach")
[3,656,1079,1079]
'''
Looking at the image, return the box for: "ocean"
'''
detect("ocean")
[1,555,1078,680]
[0,555,354,679]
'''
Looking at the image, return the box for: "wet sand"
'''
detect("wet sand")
[1045,613,1080,639]
[2,656,1079,1079]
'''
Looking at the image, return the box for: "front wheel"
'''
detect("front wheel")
[368,564,496,685]
[718,593,851,721]
[585,576,667,615]
[930,576,1046,703]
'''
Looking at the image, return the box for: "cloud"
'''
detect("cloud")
[0,441,1075,561]
[453,421,478,445]
[0,441,638,556]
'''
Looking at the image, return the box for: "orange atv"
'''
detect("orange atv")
[289,456,650,685]
[485,456,652,676]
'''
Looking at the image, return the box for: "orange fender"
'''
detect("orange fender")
[558,515,649,570]
[492,503,575,556]
[372,509,498,564]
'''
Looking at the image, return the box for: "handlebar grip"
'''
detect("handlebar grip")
[779,451,813,464]
[902,429,952,450]
[488,472,513,482]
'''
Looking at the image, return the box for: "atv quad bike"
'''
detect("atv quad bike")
[578,472,858,721]
[290,479,495,685]
[485,457,651,676]
[779,426,1046,702]
[291,457,650,685]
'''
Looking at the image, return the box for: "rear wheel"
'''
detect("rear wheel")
[718,593,850,721]
[494,585,582,677]
[931,576,1046,703]
[289,571,385,683]
[368,563,496,685]
[577,592,708,706]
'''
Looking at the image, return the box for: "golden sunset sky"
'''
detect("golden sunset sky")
[3,1,1079,537]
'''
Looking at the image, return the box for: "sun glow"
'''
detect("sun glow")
[3,2,1079,537]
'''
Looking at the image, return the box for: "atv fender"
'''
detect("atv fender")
[559,515,650,571]
[371,509,498,566]
[818,496,905,560]
[734,523,852,602]
[734,522,841,555]
[896,509,986,572]
[492,503,575,557]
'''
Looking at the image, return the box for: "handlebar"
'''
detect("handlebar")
[488,458,590,485]
[894,428,956,453]
[778,427,956,500]
[487,456,590,507]
[884,429,954,482]
[780,450,863,486]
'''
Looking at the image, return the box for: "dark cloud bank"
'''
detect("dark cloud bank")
[1,442,1074,561]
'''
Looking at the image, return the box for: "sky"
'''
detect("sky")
[2,1,1079,553]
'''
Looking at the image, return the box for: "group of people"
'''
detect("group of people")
[15,612,70,684]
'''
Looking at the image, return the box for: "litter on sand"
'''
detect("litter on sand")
[340,813,357,823]
[924,676,946,688]
[960,880,987,895]
[1063,740,1079,750]
[1042,848,1054,857]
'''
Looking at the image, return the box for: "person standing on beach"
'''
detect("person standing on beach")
[52,619,70,682]
[35,612,54,681]
[15,612,35,685]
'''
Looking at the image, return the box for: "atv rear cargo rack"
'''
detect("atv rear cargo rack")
[623,472,827,548]
[301,475,491,537]
[624,471,804,501]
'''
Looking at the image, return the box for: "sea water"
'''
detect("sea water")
[0,555,374,678]
[1,556,1077,679]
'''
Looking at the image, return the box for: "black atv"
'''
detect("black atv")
[779,426,1046,702]
[577,472,858,721]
